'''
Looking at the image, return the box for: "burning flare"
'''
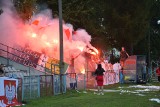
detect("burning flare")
[81,68,85,74]
[0,0,99,73]
[31,33,37,38]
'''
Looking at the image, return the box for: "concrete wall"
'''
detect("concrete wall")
[0,56,46,76]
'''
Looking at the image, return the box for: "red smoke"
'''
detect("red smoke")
[0,0,99,73]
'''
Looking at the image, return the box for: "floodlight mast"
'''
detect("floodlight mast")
[58,0,64,93]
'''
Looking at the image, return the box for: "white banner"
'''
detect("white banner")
[104,71,119,85]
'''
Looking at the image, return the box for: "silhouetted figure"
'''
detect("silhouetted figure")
[0,64,4,76]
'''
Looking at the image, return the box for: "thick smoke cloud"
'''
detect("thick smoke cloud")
[0,0,98,73]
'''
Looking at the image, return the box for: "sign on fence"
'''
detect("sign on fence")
[104,72,116,85]
[0,77,19,107]
[123,55,146,82]
[123,55,137,82]
[46,58,60,74]
[11,47,41,68]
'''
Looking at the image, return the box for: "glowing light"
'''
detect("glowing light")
[45,42,51,47]
[95,49,99,54]
[81,68,85,74]
[77,46,84,52]
[32,33,37,38]
[91,52,96,55]
[53,40,58,44]
[32,20,39,26]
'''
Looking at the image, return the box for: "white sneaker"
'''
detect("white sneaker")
[97,93,100,95]
[101,92,104,95]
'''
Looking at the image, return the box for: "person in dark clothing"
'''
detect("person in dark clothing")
[0,64,4,76]
[94,64,105,95]
[120,47,129,68]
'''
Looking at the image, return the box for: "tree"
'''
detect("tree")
[37,0,110,50]
[14,0,38,21]
[148,0,160,61]
[104,0,153,55]
[14,0,158,60]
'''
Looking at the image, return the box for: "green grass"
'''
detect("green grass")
[23,83,160,107]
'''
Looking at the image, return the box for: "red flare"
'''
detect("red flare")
[32,20,39,26]
[64,29,71,40]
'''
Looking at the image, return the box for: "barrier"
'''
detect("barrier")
[40,75,53,97]
[22,76,40,100]
[22,75,66,99]
[86,71,118,87]
[53,74,66,95]
[103,71,116,85]
[123,55,146,83]
[66,73,77,89]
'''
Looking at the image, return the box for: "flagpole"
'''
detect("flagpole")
[58,0,64,93]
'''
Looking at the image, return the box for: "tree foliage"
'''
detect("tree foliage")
[14,0,160,60]
[148,0,160,61]
[104,0,153,54]
[14,0,38,21]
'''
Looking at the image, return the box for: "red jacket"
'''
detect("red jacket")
[156,68,160,76]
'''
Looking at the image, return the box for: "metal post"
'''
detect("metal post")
[86,58,88,81]
[45,62,46,76]
[151,60,153,76]
[29,66,31,76]
[84,73,86,90]
[29,75,31,99]
[58,0,64,93]
[51,63,52,74]
[84,59,87,91]
[38,76,40,97]
[148,28,151,78]
[7,46,9,65]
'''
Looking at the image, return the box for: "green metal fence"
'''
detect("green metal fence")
[21,75,67,100]
[22,76,40,100]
